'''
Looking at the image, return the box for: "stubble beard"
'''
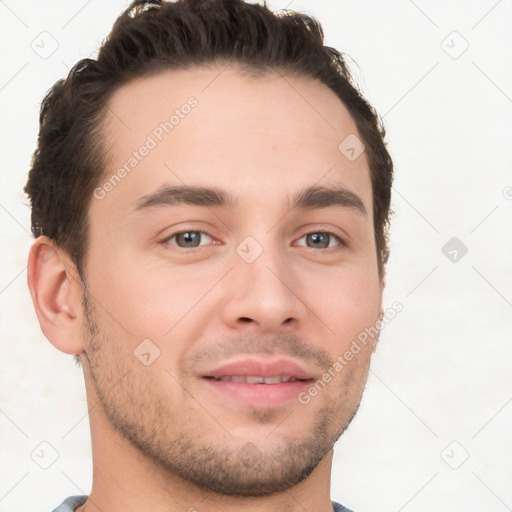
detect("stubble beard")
[81,291,367,497]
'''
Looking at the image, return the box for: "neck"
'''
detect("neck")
[77,402,335,511]
[76,363,336,512]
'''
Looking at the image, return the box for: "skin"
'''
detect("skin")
[28,65,385,512]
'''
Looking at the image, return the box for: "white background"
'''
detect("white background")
[1,1,511,511]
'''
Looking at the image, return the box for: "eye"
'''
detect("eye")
[164,231,213,248]
[296,232,342,249]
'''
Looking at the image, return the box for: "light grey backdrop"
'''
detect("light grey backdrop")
[1,1,511,511]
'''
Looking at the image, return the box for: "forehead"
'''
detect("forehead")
[97,65,372,214]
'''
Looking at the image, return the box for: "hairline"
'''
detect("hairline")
[75,62,384,280]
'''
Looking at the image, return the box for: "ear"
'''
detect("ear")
[380,249,389,290]
[373,255,388,353]
[27,236,84,355]
[379,260,387,311]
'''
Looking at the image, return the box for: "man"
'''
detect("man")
[25,0,393,510]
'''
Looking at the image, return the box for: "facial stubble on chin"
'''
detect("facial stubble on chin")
[80,289,369,497]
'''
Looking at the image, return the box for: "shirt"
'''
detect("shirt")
[52,495,355,511]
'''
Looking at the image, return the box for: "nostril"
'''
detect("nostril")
[239,317,253,323]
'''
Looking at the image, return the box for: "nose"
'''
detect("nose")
[220,247,306,334]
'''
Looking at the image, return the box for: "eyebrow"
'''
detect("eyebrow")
[293,185,367,216]
[133,185,236,211]
[132,184,366,216]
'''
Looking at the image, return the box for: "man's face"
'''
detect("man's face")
[81,66,383,496]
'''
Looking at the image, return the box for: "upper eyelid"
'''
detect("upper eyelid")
[162,230,344,250]
[164,230,214,243]
[294,231,344,246]
[295,227,345,242]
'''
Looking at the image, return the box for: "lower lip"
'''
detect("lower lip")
[201,378,313,407]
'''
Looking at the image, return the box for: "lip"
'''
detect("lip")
[199,358,315,407]
[201,358,315,380]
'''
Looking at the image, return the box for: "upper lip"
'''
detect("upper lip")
[201,358,315,380]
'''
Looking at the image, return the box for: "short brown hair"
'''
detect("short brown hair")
[25,0,393,278]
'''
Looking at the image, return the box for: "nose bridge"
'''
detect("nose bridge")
[223,235,304,331]
[238,236,293,303]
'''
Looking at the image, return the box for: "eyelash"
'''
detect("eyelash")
[161,229,345,250]
[295,230,344,249]
[162,230,215,249]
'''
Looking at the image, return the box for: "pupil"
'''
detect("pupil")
[308,233,329,248]
[178,232,200,247]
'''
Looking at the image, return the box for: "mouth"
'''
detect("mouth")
[203,375,308,384]
[199,358,316,406]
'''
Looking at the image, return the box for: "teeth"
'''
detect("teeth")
[214,375,297,384]
[246,376,264,384]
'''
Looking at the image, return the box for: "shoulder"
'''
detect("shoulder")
[51,495,88,512]
[332,501,356,512]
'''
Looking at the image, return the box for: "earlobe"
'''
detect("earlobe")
[27,236,84,355]
[371,307,383,353]
[374,266,387,353]
[380,254,388,291]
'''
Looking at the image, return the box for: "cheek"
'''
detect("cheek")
[299,263,382,338]
[88,251,216,343]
